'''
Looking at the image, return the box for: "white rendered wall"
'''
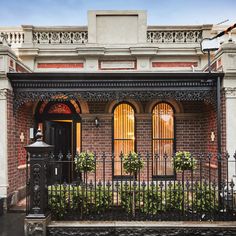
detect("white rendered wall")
[0,83,8,198]
[225,89,236,181]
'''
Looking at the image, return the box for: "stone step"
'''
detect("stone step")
[47,221,236,236]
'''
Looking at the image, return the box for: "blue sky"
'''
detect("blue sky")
[1,0,236,26]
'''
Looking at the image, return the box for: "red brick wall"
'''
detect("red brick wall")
[7,91,34,198]
[136,115,152,180]
[81,116,113,180]
[203,103,217,155]
[176,118,205,154]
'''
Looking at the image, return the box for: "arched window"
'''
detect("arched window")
[113,103,135,176]
[152,103,174,176]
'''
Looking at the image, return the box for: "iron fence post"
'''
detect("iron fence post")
[24,130,54,236]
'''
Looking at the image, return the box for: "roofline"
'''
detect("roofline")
[7,72,224,82]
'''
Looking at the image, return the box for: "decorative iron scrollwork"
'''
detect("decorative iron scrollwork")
[13,90,216,111]
[32,164,41,213]
[26,222,44,236]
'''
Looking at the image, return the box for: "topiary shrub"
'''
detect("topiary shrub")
[123,152,144,176]
[74,151,95,173]
[173,151,197,171]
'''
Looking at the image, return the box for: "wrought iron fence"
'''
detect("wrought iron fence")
[25,151,236,221]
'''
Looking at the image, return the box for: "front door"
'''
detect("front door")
[45,121,72,182]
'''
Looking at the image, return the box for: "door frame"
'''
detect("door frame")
[34,101,82,157]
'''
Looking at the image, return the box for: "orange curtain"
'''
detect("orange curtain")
[114,104,135,176]
[152,103,174,176]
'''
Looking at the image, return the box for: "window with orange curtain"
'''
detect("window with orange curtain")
[113,103,135,176]
[152,103,174,176]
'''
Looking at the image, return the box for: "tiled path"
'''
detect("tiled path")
[0,213,25,236]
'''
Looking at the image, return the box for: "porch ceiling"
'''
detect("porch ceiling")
[7,72,224,110]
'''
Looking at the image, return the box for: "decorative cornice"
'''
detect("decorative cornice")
[224,87,236,98]
[10,79,215,90]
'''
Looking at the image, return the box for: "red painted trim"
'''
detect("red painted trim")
[37,63,84,69]
[152,62,198,68]
[99,60,137,70]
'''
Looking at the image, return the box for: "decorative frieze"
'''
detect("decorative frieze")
[13,90,216,111]
[147,30,202,43]
[33,31,88,44]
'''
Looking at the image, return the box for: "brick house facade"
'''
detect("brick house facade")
[0,11,236,210]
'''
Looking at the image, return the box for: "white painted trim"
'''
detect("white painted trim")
[0,90,8,198]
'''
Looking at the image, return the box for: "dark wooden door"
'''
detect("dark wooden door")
[45,121,72,182]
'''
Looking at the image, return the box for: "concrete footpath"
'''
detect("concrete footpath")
[0,213,25,236]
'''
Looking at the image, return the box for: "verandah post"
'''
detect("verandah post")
[24,130,54,236]
[216,75,222,211]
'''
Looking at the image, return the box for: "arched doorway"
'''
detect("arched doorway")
[35,100,81,182]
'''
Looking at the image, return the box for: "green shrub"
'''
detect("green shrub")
[48,184,112,219]
[123,152,144,176]
[74,152,95,173]
[173,151,197,171]
[48,185,71,219]
[191,182,218,212]
[165,183,184,211]
[119,182,142,214]
[48,182,218,219]
[141,185,162,215]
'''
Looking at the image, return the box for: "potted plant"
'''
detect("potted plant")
[173,151,197,171]
[122,151,144,216]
